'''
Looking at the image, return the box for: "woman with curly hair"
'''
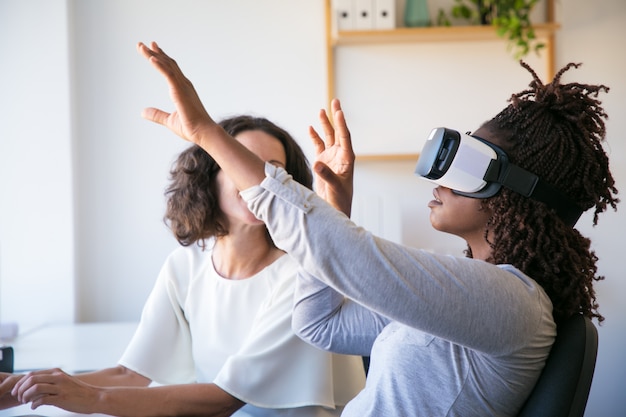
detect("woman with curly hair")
[78,42,618,416]
[476,62,618,324]
[2,114,366,416]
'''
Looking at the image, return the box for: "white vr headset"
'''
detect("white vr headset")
[415,127,583,227]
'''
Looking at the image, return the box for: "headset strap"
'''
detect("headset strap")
[485,160,583,227]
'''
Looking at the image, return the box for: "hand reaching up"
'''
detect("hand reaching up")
[138,41,265,190]
[309,99,355,217]
[137,41,220,148]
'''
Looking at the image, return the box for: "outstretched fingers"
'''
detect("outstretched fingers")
[309,125,325,156]
[319,106,336,148]
[309,101,340,154]
[141,107,172,127]
[137,41,215,145]
[137,42,177,126]
[330,99,354,158]
[137,42,176,76]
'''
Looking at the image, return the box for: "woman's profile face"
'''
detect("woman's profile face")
[428,186,491,244]
[215,129,287,229]
[426,126,495,255]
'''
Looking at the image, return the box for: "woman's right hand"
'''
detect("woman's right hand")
[11,368,99,413]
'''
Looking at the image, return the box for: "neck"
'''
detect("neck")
[469,244,492,262]
[466,233,492,262]
[212,228,283,280]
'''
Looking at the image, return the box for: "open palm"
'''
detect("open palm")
[137,42,217,147]
[310,99,355,217]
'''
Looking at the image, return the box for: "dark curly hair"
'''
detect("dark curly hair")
[164,115,313,247]
[473,62,619,324]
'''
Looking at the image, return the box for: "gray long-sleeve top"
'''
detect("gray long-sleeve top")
[241,164,556,417]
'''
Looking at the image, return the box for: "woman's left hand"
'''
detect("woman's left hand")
[137,41,219,148]
[309,98,355,217]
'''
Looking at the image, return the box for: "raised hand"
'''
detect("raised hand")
[137,41,219,148]
[138,41,265,191]
[309,99,355,217]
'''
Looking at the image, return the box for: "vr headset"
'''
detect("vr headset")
[415,127,583,227]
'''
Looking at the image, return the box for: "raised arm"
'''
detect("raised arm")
[140,42,547,356]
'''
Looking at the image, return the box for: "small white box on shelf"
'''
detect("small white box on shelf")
[354,0,374,30]
[374,0,396,30]
[335,0,355,31]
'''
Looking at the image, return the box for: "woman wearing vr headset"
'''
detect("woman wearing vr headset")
[64,42,618,416]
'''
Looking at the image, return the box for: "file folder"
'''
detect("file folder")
[354,0,374,30]
[335,0,355,31]
[374,0,396,29]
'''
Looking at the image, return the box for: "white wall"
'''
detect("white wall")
[66,0,327,322]
[0,0,75,328]
[554,2,626,416]
[0,0,624,415]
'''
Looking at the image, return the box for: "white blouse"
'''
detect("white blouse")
[119,243,365,416]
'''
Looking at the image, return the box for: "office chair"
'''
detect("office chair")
[517,314,598,417]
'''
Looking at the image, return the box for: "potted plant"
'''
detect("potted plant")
[437,0,545,59]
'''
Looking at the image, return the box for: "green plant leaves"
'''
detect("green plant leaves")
[439,0,545,59]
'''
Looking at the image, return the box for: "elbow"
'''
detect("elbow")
[291,314,339,353]
[292,315,323,349]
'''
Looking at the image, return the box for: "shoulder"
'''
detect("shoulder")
[267,252,299,275]
[159,242,214,285]
[497,264,550,296]
[164,241,213,267]
[256,253,300,300]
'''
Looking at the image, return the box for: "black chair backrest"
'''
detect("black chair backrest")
[517,314,598,417]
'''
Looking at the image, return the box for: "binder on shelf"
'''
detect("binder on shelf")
[335,0,354,31]
[354,0,374,30]
[374,0,396,30]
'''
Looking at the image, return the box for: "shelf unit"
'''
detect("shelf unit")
[323,0,559,161]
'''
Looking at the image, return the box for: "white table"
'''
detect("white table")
[0,322,138,417]
[8,322,137,373]
[1,404,113,417]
